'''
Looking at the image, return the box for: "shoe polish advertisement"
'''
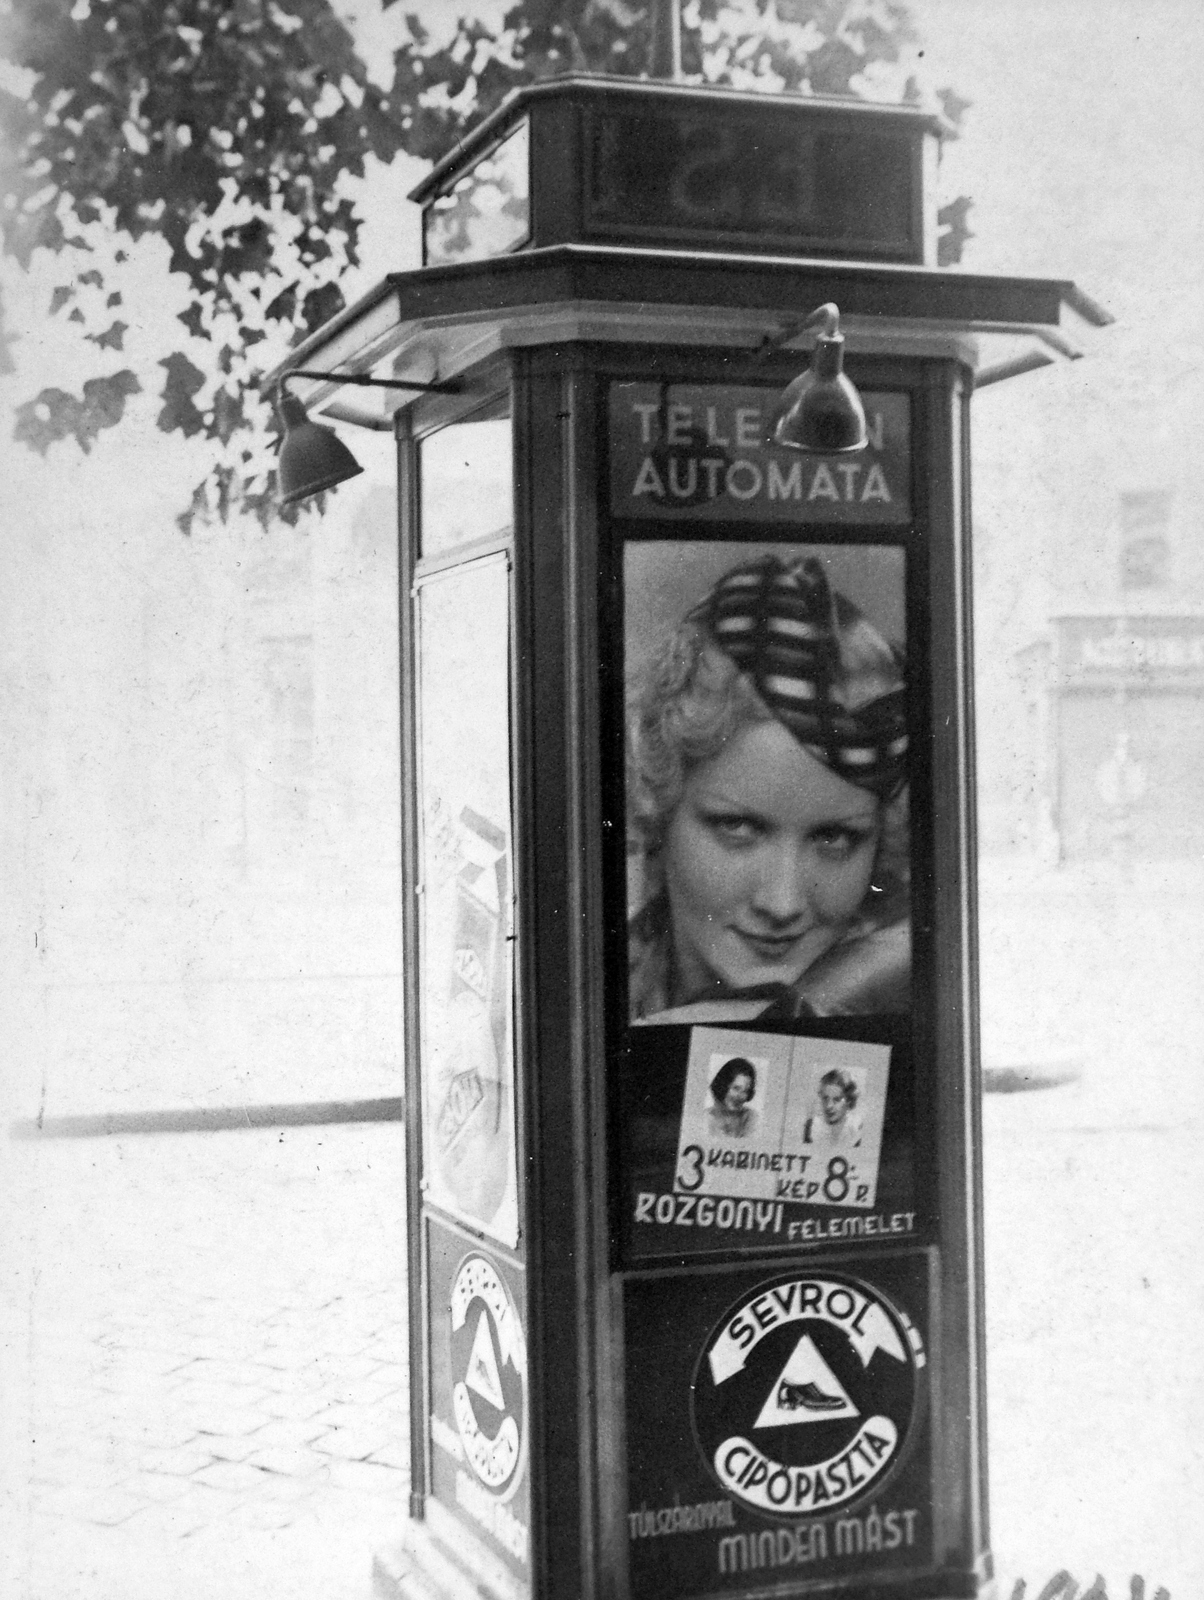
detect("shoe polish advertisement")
[622,1250,934,1599]
[426,1218,529,1578]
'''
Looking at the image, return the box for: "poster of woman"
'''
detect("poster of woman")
[625,541,910,1025]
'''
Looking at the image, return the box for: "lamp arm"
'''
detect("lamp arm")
[278,368,462,399]
[756,302,844,360]
[805,303,842,339]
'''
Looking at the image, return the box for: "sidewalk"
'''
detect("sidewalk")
[983,1096,1202,1600]
[9,1107,1198,1600]
[3,1004,1199,1598]
[4,1120,407,1600]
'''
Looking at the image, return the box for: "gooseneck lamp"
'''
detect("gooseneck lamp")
[276,388,363,506]
[275,369,462,507]
[768,303,868,455]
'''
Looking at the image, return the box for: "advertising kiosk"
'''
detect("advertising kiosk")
[271,76,1107,1600]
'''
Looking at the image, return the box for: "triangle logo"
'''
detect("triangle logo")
[753,1334,859,1429]
[466,1310,505,1411]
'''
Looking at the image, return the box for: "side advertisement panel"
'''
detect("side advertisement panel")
[426,1217,530,1578]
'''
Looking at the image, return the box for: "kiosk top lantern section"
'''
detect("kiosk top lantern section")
[408,75,950,269]
[271,76,1109,430]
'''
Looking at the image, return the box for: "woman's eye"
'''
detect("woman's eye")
[703,811,764,844]
[812,826,874,861]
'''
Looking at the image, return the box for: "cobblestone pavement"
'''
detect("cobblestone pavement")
[3,1078,1199,1600]
[4,1121,407,1600]
[983,1104,1203,1600]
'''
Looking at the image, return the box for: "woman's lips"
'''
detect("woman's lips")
[731,927,810,963]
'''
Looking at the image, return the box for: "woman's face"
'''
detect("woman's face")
[722,1071,754,1112]
[820,1081,849,1126]
[664,721,880,999]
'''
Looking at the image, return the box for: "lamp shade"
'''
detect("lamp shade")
[276,391,364,506]
[770,333,868,454]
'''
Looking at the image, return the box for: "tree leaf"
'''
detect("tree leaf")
[87,320,129,351]
[937,85,972,126]
[157,351,208,438]
[264,283,298,323]
[80,369,141,430]
[13,389,81,455]
[0,293,14,376]
[12,371,141,455]
[177,302,210,339]
[937,194,974,266]
[211,387,246,445]
[301,281,344,332]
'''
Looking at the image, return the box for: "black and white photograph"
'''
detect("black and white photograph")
[1,4,1200,1600]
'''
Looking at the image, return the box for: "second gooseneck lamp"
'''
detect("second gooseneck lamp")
[768,303,869,455]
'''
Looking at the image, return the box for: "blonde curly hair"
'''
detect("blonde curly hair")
[627,579,909,922]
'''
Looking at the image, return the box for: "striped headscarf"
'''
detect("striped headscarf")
[689,556,908,798]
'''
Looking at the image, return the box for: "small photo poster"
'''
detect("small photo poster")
[673,1027,891,1210]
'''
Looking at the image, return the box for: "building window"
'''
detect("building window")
[1119,490,1171,591]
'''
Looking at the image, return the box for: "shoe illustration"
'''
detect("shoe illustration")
[777,1380,846,1412]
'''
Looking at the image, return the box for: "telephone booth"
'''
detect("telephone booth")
[271,75,1107,1600]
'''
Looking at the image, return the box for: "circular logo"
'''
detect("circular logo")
[692,1272,924,1519]
[449,1253,527,1501]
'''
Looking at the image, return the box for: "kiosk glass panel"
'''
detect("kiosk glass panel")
[587,108,918,259]
[419,403,513,559]
[414,554,518,1247]
[424,117,530,267]
[616,536,918,1262]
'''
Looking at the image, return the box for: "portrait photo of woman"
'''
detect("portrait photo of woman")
[804,1067,864,1151]
[706,1055,760,1140]
[626,544,910,1025]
